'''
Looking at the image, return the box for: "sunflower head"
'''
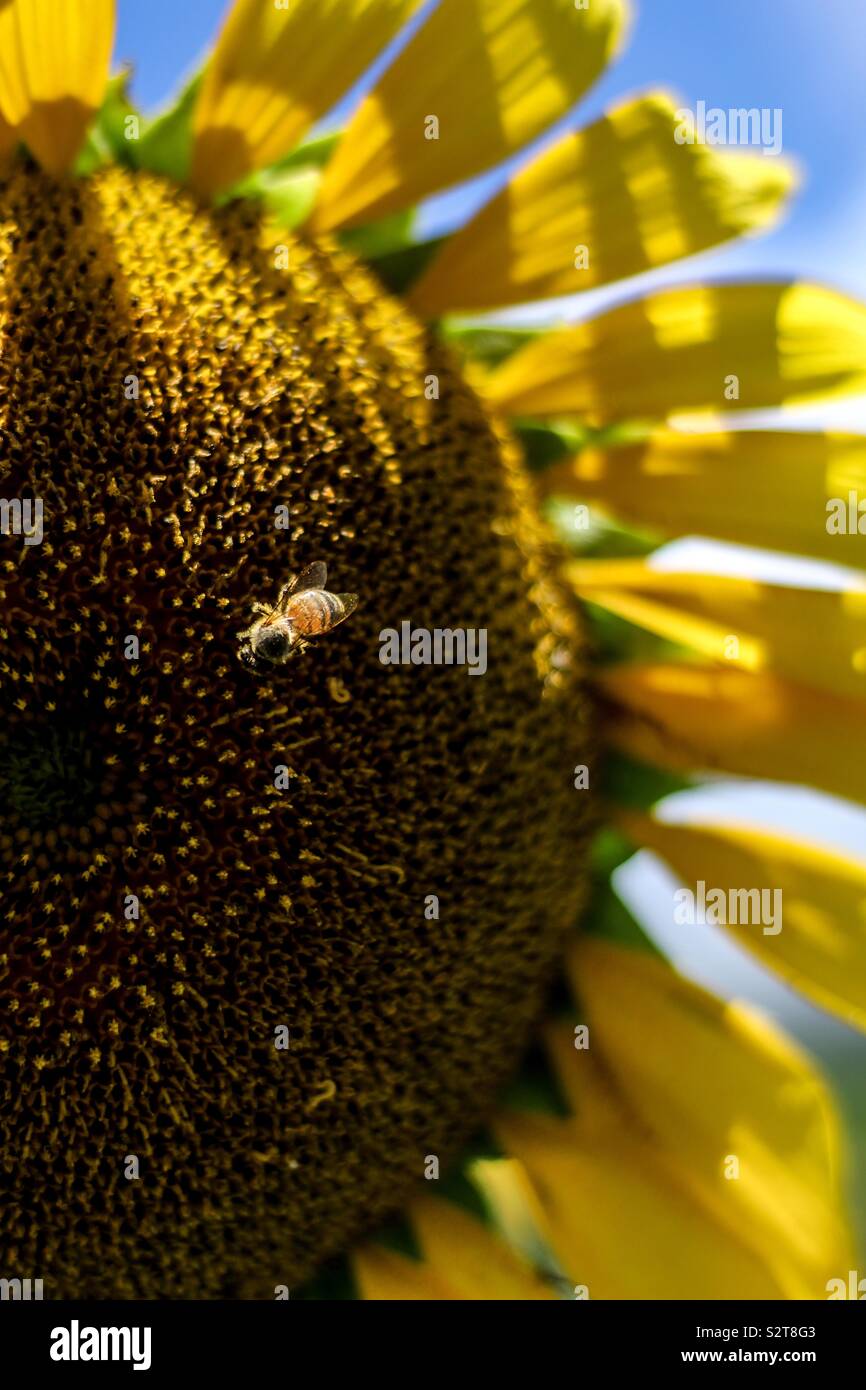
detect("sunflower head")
[0,154,592,1294]
[0,0,864,1303]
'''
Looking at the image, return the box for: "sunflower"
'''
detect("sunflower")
[0,0,863,1302]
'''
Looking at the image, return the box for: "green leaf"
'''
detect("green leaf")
[590,826,639,880]
[434,1172,492,1226]
[221,132,343,229]
[366,237,446,296]
[134,72,202,182]
[513,419,588,472]
[234,164,322,228]
[442,323,543,368]
[372,1214,424,1262]
[599,751,695,813]
[334,209,449,296]
[451,1129,504,1165]
[75,70,140,175]
[497,1041,571,1118]
[518,418,656,474]
[581,600,690,664]
[292,1255,358,1300]
[339,207,416,259]
[268,130,342,174]
[580,881,664,959]
[547,497,662,560]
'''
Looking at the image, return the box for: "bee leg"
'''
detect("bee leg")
[237,643,260,674]
[275,582,293,612]
[237,606,269,640]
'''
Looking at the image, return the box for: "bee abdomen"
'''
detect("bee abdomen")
[288,589,344,636]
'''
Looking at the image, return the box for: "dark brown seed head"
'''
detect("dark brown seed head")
[0,162,592,1297]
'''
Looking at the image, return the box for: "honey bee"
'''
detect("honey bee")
[238,561,359,674]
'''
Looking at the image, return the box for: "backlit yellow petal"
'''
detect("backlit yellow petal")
[570,561,866,698]
[599,663,866,807]
[498,1098,790,1298]
[408,1195,557,1299]
[191,0,421,198]
[558,942,851,1296]
[616,808,866,1031]
[543,429,866,570]
[311,0,629,233]
[353,1195,557,1299]
[0,0,114,176]
[485,283,866,421]
[353,1243,460,1299]
[468,1156,553,1269]
[410,93,796,315]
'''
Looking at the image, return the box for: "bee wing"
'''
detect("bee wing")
[279,561,330,611]
[329,593,360,628]
[281,561,328,608]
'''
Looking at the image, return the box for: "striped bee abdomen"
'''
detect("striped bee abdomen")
[287,589,345,636]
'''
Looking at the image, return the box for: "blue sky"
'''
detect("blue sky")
[115,0,866,300]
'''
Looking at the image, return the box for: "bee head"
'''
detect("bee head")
[252,628,292,664]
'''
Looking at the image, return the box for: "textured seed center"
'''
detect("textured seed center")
[0,162,591,1298]
[1,724,102,826]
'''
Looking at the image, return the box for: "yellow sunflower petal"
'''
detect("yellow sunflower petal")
[599,663,866,808]
[310,0,629,233]
[570,561,866,699]
[498,1091,790,1297]
[540,941,852,1297]
[468,1156,553,1267]
[616,808,866,1031]
[410,92,796,316]
[572,940,853,1284]
[485,283,866,421]
[408,1195,557,1299]
[353,1195,557,1300]
[353,1243,460,1299]
[0,0,114,176]
[190,0,421,199]
[543,429,866,570]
